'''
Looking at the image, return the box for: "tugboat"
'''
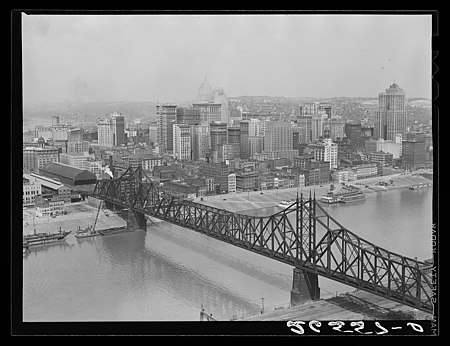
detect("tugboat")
[75,225,100,239]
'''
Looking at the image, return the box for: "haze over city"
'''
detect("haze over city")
[22,13,432,104]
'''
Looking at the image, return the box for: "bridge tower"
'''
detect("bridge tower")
[127,209,147,231]
[290,192,320,305]
[290,268,320,306]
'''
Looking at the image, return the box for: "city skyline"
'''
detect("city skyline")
[22,13,433,105]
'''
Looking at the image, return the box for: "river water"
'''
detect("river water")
[23,188,433,321]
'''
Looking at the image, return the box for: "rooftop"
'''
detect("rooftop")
[40,162,96,181]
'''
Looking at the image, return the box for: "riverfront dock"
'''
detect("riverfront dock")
[22,201,127,236]
[195,171,433,214]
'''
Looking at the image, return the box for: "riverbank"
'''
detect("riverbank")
[22,171,432,235]
[194,172,433,214]
[22,202,126,236]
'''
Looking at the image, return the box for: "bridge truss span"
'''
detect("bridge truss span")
[92,165,434,314]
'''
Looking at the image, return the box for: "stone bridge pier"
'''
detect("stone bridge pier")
[290,268,320,306]
[126,209,147,231]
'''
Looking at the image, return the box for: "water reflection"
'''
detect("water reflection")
[24,240,73,257]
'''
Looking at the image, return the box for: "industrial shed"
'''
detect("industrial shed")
[39,162,97,187]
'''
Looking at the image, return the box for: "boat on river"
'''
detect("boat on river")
[75,225,100,239]
[321,185,365,204]
[98,226,133,236]
[23,227,71,247]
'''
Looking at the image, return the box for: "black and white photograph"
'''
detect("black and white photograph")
[12,10,438,336]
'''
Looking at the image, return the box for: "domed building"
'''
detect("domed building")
[197,77,214,102]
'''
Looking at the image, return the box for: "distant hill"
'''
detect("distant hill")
[23,101,160,125]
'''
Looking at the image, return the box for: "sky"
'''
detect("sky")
[21,13,433,104]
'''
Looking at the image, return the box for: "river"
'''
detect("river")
[22,187,433,321]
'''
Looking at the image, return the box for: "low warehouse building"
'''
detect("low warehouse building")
[39,162,97,193]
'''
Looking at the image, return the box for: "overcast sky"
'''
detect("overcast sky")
[21,13,432,104]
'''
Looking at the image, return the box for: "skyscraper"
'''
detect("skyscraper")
[110,112,125,146]
[97,118,113,147]
[192,102,222,125]
[97,112,124,147]
[239,120,250,159]
[210,121,228,162]
[173,124,192,160]
[344,121,362,147]
[311,114,327,142]
[263,121,293,153]
[296,116,312,143]
[402,140,426,169]
[213,87,229,124]
[176,107,201,126]
[323,118,345,141]
[196,77,229,123]
[156,104,177,154]
[374,83,407,140]
[192,125,210,161]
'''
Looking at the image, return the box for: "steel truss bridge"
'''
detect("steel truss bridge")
[91,165,434,314]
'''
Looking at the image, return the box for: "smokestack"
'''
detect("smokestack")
[109,155,115,177]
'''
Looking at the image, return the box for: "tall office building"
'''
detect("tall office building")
[311,138,338,170]
[374,83,407,140]
[311,114,327,142]
[176,107,201,125]
[192,102,222,125]
[239,120,251,159]
[196,77,229,123]
[227,126,240,145]
[192,125,210,161]
[23,147,60,173]
[210,121,228,162]
[227,126,241,159]
[301,103,320,115]
[323,118,345,141]
[173,124,192,160]
[110,112,125,146]
[213,87,229,124]
[319,104,332,119]
[97,112,125,147]
[402,140,426,169]
[239,119,265,159]
[148,122,158,146]
[263,121,293,153]
[97,118,113,147]
[344,122,363,146]
[156,104,177,154]
[296,116,312,143]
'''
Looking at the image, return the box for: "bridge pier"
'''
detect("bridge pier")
[290,268,320,306]
[104,201,114,210]
[127,210,147,231]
